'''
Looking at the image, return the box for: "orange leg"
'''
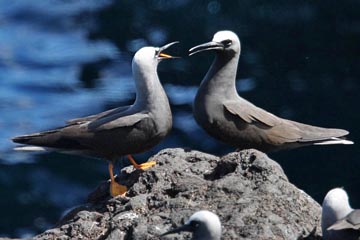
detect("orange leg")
[127,154,156,170]
[108,162,127,197]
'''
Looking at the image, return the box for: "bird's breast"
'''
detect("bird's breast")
[148,104,172,137]
[194,91,223,124]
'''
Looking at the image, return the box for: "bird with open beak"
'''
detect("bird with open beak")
[12,41,179,197]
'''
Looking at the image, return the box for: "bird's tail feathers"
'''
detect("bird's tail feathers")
[313,137,354,145]
[14,146,47,151]
[12,130,57,144]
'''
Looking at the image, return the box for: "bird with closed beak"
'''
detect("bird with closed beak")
[189,30,353,152]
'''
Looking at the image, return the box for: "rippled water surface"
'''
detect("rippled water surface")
[0,0,359,237]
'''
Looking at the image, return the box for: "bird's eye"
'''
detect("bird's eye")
[221,40,232,47]
[155,49,160,57]
[190,220,200,229]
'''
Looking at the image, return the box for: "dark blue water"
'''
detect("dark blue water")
[1,0,359,237]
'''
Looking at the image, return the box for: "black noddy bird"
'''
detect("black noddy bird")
[322,188,360,240]
[161,210,221,240]
[189,30,353,152]
[12,42,178,197]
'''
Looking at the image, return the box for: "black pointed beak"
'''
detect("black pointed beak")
[161,224,193,237]
[157,41,180,59]
[189,41,224,56]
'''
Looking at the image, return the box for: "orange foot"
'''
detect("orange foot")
[108,162,127,197]
[127,154,156,170]
[110,180,127,197]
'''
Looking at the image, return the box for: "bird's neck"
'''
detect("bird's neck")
[132,63,168,110]
[199,52,240,97]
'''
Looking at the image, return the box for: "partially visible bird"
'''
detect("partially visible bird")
[322,188,360,240]
[189,30,353,152]
[12,42,178,197]
[161,210,221,240]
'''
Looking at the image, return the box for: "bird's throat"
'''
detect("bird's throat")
[200,53,240,97]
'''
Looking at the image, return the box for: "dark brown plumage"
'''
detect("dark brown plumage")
[13,42,178,196]
[190,31,353,152]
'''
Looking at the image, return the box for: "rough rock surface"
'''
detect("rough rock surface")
[31,148,322,239]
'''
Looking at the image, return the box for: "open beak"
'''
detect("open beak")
[189,41,224,56]
[161,223,193,237]
[157,41,180,59]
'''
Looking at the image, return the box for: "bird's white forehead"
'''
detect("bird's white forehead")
[134,46,157,60]
[187,210,218,223]
[324,188,349,204]
[212,30,239,42]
